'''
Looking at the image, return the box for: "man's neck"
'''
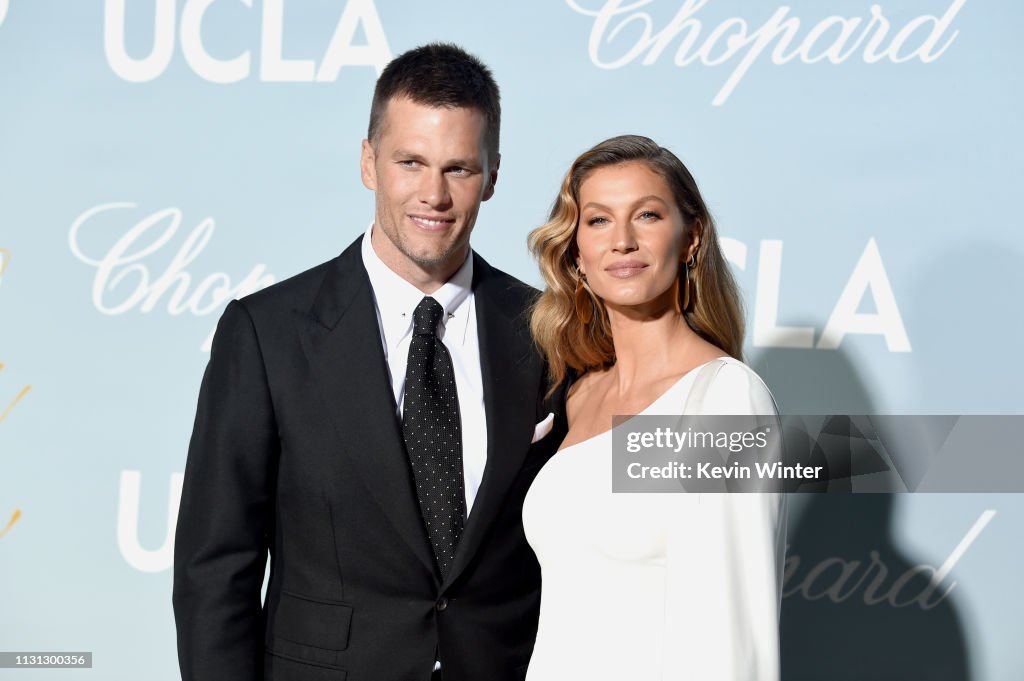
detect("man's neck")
[369,228,468,294]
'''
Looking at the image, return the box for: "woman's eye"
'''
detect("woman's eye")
[587,216,609,226]
[638,210,662,220]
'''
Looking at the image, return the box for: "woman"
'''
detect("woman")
[523,135,786,680]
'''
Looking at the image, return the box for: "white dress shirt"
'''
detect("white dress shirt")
[360,225,488,515]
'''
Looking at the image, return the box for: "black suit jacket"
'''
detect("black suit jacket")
[173,236,565,681]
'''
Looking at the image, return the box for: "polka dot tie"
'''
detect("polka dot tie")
[402,296,465,578]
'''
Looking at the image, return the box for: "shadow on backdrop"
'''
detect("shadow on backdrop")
[750,344,971,680]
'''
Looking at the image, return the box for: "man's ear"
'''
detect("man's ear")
[482,153,500,202]
[360,139,377,191]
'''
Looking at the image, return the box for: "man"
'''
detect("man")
[173,44,564,681]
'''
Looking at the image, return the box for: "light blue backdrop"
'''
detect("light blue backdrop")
[1,0,1022,679]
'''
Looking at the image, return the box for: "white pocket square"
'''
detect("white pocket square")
[531,412,555,444]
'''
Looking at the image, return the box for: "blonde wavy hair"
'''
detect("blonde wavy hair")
[528,135,745,391]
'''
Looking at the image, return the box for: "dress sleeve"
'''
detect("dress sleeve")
[661,361,787,680]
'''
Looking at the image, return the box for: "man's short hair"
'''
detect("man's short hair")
[368,43,501,162]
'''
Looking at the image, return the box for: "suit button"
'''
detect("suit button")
[436,597,449,612]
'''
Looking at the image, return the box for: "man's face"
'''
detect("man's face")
[361,96,498,285]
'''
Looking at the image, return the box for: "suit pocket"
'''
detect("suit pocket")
[275,590,354,651]
[265,650,348,680]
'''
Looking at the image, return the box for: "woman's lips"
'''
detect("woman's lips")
[604,263,649,278]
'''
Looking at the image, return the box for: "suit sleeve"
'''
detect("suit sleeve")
[662,363,787,680]
[173,299,278,681]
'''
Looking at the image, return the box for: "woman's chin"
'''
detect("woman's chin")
[602,297,677,318]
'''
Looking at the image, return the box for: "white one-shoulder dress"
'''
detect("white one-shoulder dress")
[522,357,787,681]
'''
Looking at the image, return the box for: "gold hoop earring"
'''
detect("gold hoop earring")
[682,265,691,312]
[574,271,594,324]
[681,254,697,312]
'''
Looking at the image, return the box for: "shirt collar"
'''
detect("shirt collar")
[360,224,474,351]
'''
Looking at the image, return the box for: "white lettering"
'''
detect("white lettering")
[718,8,800,103]
[181,0,253,83]
[885,0,966,63]
[753,240,815,349]
[818,237,911,351]
[782,510,994,608]
[68,203,276,350]
[104,0,176,82]
[566,0,967,105]
[316,0,391,80]
[915,509,995,609]
[260,0,315,81]
[797,16,864,64]
[117,470,183,573]
[719,237,747,270]
[104,0,390,83]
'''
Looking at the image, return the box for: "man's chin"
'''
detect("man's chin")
[405,245,468,271]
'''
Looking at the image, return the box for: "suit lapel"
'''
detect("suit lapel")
[298,237,436,579]
[443,253,539,589]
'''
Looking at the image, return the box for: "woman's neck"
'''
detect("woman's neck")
[603,304,700,394]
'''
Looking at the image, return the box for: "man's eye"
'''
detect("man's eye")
[399,160,419,168]
[448,167,468,175]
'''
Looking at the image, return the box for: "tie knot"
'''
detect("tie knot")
[412,296,445,336]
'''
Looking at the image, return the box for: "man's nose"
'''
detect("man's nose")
[419,170,452,209]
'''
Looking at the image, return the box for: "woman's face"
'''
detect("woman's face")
[575,161,693,313]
